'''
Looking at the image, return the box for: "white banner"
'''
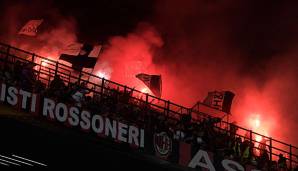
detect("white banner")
[18,19,44,36]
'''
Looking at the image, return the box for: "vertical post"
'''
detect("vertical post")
[124,86,127,94]
[100,78,105,99]
[290,144,292,170]
[269,138,272,163]
[5,45,10,63]
[32,53,35,63]
[166,100,170,118]
[250,130,252,144]
[47,68,51,87]
[116,86,120,100]
[123,86,128,104]
[78,71,82,83]
[197,102,202,121]
[54,62,59,76]
[144,93,149,119]
[188,108,191,115]
[164,100,167,115]
[68,72,71,84]
[37,63,41,81]
[188,108,193,123]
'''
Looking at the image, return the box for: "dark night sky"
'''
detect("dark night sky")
[0,0,154,41]
[1,0,298,85]
[1,0,298,56]
[53,0,154,41]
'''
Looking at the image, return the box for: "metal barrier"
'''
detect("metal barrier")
[0,42,297,169]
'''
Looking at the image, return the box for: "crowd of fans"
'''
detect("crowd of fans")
[0,59,297,171]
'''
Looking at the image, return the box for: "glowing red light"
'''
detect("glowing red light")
[255,135,262,142]
[41,60,48,67]
[96,71,110,79]
[141,87,150,94]
[249,114,261,129]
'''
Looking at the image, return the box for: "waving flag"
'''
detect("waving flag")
[136,73,162,98]
[59,43,102,71]
[203,91,235,113]
[18,19,44,36]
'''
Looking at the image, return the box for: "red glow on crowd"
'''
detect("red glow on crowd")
[255,135,262,142]
[40,57,54,67]
[245,113,270,142]
[141,87,150,94]
[3,12,296,147]
[96,71,110,80]
[250,115,261,128]
[248,114,265,142]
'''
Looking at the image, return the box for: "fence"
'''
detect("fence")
[0,42,297,169]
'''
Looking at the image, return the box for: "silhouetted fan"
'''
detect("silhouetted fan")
[59,44,98,71]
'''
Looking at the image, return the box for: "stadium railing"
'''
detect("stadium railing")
[0,42,297,169]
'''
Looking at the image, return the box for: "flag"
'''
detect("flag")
[203,91,235,113]
[78,44,95,56]
[136,73,162,98]
[59,43,101,71]
[18,19,44,36]
[61,43,102,57]
[59,54,97,69]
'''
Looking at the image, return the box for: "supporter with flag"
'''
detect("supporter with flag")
[59,43,101,71]
[203,91,235,113]
[136,73,162,98]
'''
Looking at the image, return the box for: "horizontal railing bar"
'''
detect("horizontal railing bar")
[1,42,298,165]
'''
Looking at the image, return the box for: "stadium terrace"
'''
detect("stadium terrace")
[0,83,145,148]
[0,42,297,170]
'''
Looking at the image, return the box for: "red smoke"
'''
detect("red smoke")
[1,0,298,148]
[95,23,163,93]
[151,0,298,147]
[12,17,77,61]
[0,0,78,62]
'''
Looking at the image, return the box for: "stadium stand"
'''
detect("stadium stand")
[0,42,297,170]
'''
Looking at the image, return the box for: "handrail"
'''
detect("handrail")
[0,42,297,168]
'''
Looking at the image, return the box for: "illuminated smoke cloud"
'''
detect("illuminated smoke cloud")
[95,22,163,90]
[0,0,78,61]
[152,0,298,145]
